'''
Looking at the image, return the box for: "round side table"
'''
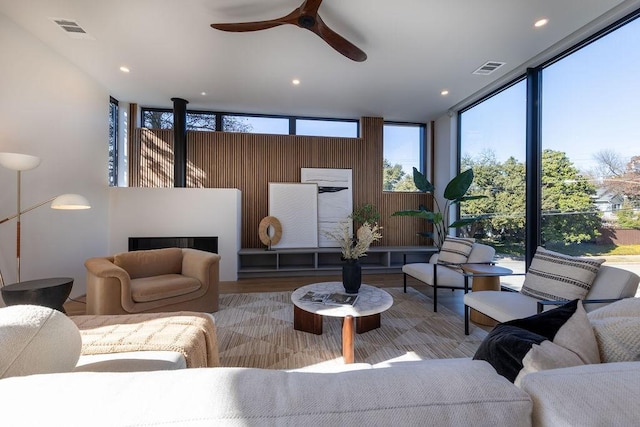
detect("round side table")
[1,277,74,313]
[461,264,513,326]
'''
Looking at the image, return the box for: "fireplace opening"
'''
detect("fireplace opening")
[128,236,218,254]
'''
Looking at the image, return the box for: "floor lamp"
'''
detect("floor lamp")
[0,152,91,285]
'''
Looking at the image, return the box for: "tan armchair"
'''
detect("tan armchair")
[85,248,220,315]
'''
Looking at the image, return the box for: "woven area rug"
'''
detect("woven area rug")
[213,287,488,369]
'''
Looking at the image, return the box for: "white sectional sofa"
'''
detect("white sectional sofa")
[2,300,639,426]
[1,357,639,426]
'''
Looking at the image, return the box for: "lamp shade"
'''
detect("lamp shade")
[0,152,41,171]
[50,194,91,210]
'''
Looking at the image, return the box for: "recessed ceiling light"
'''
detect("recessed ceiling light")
[441,90,449,96]
[201,92,207,96]
[119,66,130,73]
[292,79,300,85]
[534,18,548,28]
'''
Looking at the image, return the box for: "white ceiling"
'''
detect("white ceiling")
[1,0,639,122]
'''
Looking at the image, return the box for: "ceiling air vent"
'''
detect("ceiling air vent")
[473,61,506,75]
[49,18,94,40]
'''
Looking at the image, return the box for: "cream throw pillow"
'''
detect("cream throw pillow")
[0,305,82,379]
[514,340,585,386]
[437,237,475,265]
[520,247,604,301]
[588,297,640,363]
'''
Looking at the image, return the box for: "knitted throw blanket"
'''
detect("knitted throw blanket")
[71,312,219,368]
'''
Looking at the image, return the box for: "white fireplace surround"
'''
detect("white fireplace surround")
[108,187,241,282]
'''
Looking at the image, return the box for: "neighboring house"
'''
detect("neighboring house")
[594,187,625,223]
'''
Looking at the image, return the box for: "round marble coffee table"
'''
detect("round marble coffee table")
[291,282,393,363]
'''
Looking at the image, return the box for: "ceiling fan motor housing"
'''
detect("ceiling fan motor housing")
[298,15,316,28]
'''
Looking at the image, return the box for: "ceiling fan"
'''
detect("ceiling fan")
[211,0,367,62]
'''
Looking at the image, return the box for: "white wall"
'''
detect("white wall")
[0,13,109,300]
[433,113,458,239]
[108,188,241,281]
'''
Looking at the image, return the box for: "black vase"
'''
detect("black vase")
[342,259,362,294]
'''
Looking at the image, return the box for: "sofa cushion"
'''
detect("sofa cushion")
[584,266,640,310]
[520,247,604,301]
[402,262,467,288]
[0,360,533,426]
[587,296,640,320]
[114,247,183,279]
[588,297,640,363]
[437,236,475,265]
[467,243,496,263]
[464,291,541,323]
[130,274,201,302]
[473,300,599,383]
[0,305,82,379]
[519,362,640,427]
[74,351,186,372]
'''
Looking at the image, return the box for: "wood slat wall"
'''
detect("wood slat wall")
[129,117,433,248]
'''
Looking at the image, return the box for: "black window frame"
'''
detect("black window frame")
[140,107,360,138]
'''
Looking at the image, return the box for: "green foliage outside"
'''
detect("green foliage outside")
[616,200,640,229]
[383,159,417,191]
[461,148,602,251]
[540,150,601,243]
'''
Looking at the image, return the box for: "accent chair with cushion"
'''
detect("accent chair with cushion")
[463,247,640,334]
[402,237,496,311]
[85,247,221,315]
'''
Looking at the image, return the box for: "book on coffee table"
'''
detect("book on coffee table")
[298,291,359,306]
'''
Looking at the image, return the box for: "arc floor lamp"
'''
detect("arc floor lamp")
[0,152,91,286]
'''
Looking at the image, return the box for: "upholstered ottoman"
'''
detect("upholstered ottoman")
[71,311,219,369]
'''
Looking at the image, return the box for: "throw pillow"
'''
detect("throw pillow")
[591,317,640,363]
[473,299,600,383]
[588,297,640,362]
[437,237,475,266]
[520,247,604,301]
[587,296,640,320]
[514,340,584,386]
[0,305,82,379]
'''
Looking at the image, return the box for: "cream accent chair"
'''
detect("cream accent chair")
[463,265,639,335]
[402,243,496,311]
[85,248,220,315]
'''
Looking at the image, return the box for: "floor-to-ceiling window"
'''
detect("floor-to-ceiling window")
[459,81,527,281]
[541,15,640,257]
[459,9,640,288]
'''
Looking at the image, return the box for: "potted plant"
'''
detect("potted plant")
[392,167,485,249]
[324,218,382,294]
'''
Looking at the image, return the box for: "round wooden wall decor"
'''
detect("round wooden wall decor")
[259,216,282,248]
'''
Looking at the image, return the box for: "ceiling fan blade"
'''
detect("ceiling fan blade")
[311,15,367,62]
[211,20,284,32]
[300,0,324,16]
[211,0,367,62]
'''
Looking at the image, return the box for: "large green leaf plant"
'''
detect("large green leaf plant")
[392,167,486,249]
